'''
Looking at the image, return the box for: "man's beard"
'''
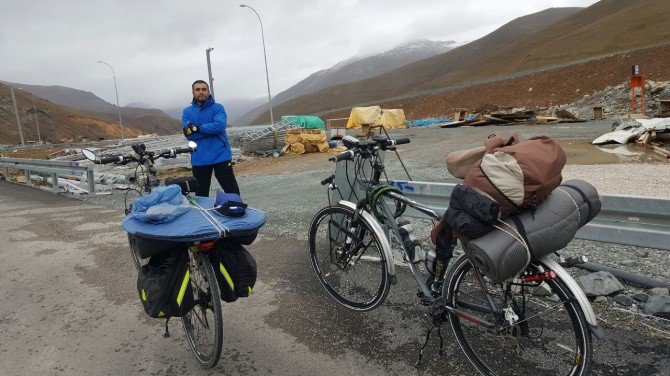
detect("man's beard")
[194,95,211,104]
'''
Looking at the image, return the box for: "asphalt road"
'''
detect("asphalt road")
[0,180,471,376]
[1,120,669,375]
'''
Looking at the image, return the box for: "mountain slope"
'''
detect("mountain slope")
[0,81,180,135]
[0,82,155,144]
[423,0,670,89]
[253,1,670,122]
[249,7,581,123]
[278,40,457,104]
[239,40,456,125]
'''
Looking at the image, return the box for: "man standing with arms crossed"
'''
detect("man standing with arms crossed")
[182,80,240,196]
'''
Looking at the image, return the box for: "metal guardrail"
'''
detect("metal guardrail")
[384,180,670,251]
[0,157,95,194]
[329,158,670,251]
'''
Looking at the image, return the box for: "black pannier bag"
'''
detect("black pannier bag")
[137,250,195,318]
[209,240,257,302]
[164,176,199,195]
[129,233,184,259]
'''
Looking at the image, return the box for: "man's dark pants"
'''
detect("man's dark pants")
[192,161,240,197]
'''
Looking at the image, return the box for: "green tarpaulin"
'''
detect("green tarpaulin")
[281,115,325,129]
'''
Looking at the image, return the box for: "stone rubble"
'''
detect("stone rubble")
[547,80,670,120]
[578,271,670,318]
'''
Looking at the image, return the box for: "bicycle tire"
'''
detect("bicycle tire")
[182,252,223,369]
[444,254,593,376]
[309,205,390,311]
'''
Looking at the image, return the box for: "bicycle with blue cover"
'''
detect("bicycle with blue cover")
[82,142,266,368]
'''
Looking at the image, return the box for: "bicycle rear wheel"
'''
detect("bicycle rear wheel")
[444,254,592,376]
[182,252,223,368]
[309,205,390,311]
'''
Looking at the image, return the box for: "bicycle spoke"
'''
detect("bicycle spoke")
[309,205,390,311]
[445,255,592,375]
[181,254,223,368]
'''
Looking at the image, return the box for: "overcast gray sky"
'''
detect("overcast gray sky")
[0,0,598,110]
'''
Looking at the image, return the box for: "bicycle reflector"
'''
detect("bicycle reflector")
[197,241,216,252]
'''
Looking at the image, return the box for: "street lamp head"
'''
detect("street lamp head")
[239,4,247,8]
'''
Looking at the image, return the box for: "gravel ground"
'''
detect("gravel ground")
[71,120,670,339]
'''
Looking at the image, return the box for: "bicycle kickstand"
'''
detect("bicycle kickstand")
[414,297,446,367]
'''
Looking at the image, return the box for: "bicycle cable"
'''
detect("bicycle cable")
[381,127,412,181]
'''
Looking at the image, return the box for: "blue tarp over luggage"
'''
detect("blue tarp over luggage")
[122,196,266,243]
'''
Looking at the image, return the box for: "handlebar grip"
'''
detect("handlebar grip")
[97,155,123,164]
[320,174,335,186]
[394,138,410,145]
[330,149,356,162]
[172,146,193,154]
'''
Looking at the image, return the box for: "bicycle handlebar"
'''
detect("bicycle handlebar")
[93,144,196,165]
[96,155,127,164]
[330,149,357,162]
[329,136,410,162]
[320,174,335,185]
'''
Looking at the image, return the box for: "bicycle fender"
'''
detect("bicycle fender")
[540,256,604,339]
[338,200,397,278]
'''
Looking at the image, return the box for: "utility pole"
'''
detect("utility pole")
[10,87,25,146]
[20,88,41,144]
[32,94,41,144]
[206,48,215,99]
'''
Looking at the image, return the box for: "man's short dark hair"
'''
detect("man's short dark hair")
[192,80,209,90]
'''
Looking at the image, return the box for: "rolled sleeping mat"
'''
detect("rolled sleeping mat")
[467,180,601,283]
[557,179,601,227]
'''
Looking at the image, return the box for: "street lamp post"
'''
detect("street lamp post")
[240,4,274,125]
[206,48,215,99]
[97,60,125,144]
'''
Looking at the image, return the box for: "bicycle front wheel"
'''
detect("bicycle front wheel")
[309,205,390,311]
[182,252,223,369]
[444,254,592,376]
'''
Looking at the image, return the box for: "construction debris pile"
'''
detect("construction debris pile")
[231,121,301,155]
[592,117,670,159]
[549,80,670,120]
[435,105,585,128]
[346,106,406,130]
[428,81,670,130]
[282,129,330,155]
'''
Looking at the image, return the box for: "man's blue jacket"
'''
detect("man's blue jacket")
[181,96,232,166]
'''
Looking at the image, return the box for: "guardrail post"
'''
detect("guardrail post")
[86,168,95,195]
[51,173,59,193]
[24,169,31,186]
[3,167,8,181]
